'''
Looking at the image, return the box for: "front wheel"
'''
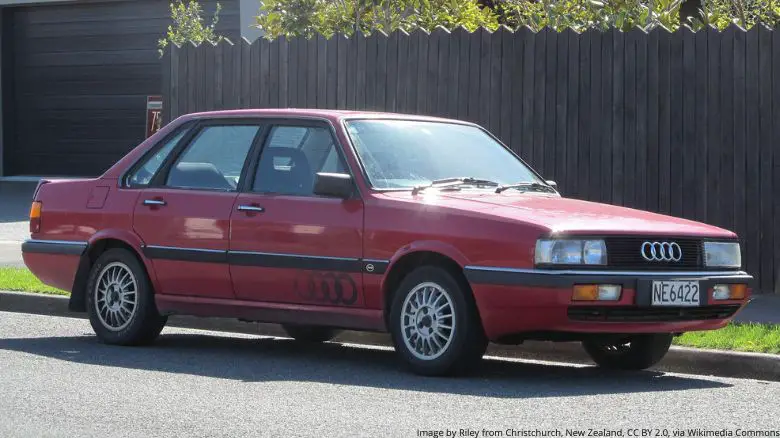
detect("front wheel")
[389,266,488,376]
[582,334,673,370]
[86,248,167,346]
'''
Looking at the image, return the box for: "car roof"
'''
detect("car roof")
[181,108,476,126]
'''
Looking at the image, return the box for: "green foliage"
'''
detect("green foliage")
[254,0,778,38]
[255,0,500,38]
[159,1,224,56]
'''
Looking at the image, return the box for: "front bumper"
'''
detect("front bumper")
[464,266,753,341]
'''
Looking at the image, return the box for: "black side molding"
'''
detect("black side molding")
[21,240,87,256]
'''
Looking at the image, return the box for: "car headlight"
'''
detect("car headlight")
[535,239,607,265]
[704,242,741,268]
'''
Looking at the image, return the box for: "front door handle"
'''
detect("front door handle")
[143,199,166,206]
[237,205,265,213]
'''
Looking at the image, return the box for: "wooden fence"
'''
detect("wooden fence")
[162,26,780,293]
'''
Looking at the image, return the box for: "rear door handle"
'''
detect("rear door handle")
[237,205,265,213]
[143,199,166,206]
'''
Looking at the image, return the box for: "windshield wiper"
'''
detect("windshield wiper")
[411,177,500,195]
[495,181,557,194]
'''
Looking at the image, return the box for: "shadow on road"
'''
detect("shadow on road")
[0,332,731,398]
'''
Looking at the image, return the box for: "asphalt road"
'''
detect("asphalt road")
[1,311,778,438]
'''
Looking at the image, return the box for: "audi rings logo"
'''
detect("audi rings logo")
[640,241,683,262]
[294,272,358,305]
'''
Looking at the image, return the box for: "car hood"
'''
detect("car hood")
[385,191,735,238]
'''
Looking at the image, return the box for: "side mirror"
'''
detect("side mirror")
[545,180,558,190]
[313,172,354,199]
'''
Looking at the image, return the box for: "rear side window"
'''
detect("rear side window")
[127,130,187,186]
[166,125,260,191]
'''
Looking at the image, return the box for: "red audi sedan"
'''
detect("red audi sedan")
[22,109,752,376]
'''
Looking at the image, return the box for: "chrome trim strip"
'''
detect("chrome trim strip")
[363,258,389,264]
[463,266,749,277]
[229,250,359,262]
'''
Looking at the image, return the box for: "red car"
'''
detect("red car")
[23,109,752,376]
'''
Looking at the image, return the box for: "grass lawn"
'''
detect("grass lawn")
[1,267,778,354]
[0,267,69,296]
[674,323,780,354]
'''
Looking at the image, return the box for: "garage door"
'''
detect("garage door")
[2,0,238,176]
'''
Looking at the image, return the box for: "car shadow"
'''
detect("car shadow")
[0,331,731,398]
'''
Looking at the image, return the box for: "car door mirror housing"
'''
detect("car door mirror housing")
[545,180,558,190]
[313,173,354,199]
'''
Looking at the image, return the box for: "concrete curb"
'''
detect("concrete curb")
[2,290,778,381]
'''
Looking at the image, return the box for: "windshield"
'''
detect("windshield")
[344,119,543,190]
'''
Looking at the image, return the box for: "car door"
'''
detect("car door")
[229,121,365,307]
[133,121,262,299]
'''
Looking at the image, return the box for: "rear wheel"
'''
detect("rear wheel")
[86,248,167,346]
[389,266,488,376]
[281,324,340,343]
[582,334,673,370]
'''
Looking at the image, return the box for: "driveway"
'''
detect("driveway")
[0,182,34,267]
[0,311,777,437]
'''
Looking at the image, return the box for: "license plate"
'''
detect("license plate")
[651,281,700,306]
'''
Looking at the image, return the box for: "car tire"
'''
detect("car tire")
[281,324,340,343]
[86,248,167,346]
[582,334,673,370]
[389,266,488,377]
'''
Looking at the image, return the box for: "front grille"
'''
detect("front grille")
[568,305,740,322]
[605,237,702,270]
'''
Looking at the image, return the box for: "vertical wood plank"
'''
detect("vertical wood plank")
[187,43,197,114]
[624,30,637,209]
[162,47,173,122]
[532,29,546,172]
[326,36,338,109]
[241,39,251,108]
[214,43,224,110]
[599,30,612,203]
[576,30,592,199]
[499,28,513,147]
[554,29,568,185]
[510,28,526,157]
[719,27,735,230]
[744,27,760,284]
[427,28,440,115]
[456,28,470,120]
[693,29,708,222]
[635,28,648,211]
[204,43,215,111]
[467,28,482,123]
[565,29,580,195]
[682,28,696,220]
[269,38,280,108]
[772,28,780,292]
[415,30,429,114]
[611,29,624,206]
[436,29,451,118]
[278,37,289,107]
[732,27,747,258]
[706,28,722,228]
[657,29,671,214]
[386,31,399,112]
[337,36,348,109]
[306,37,317,108]
[646,29,659,212]
[260,38,271,108]
[543,28,557,179]
[397,32,411,113]
[488,29,502,135]
[250,40,261,108]
[316,35,327,108]
[376,33,388,111]
[758,26,774,292]
[364,33,377,109]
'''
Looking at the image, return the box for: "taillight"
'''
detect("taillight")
[29,201,42,233]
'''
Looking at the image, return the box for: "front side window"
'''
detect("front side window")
[344,120,543,189]
[252,125,348,196]
[127,130,188,186]
[166,125,260,191]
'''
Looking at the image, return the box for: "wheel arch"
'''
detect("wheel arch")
[69,230,151,312]
[380,242,479,329]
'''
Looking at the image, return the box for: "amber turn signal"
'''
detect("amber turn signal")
[572,284,622,301]
[29,201,42,233]
[712,284,747,300]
